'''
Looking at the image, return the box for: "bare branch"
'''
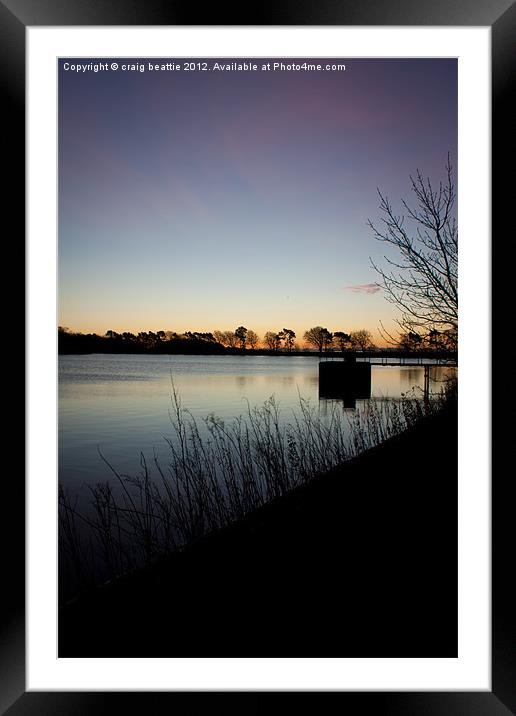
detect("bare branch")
[369,157,457,336]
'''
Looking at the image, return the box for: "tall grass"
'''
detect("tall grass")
[59,380,455,599]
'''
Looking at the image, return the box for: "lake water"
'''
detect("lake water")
[58,354,454,498]
[59,354,449,494]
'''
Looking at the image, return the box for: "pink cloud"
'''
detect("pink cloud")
[343,283,381,294]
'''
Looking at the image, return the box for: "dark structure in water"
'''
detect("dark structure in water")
[319,353,371,407]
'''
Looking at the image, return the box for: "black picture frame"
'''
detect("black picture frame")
[5,0,513,713]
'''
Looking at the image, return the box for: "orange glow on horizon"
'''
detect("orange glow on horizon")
[58,320,393,349]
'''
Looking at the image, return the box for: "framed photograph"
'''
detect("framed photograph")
[4,0,512,712]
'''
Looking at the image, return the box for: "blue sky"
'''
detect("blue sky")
[58,58,457,344]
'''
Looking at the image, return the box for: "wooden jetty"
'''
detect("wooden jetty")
[319,351,457,403]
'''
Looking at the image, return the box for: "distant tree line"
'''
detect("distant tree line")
[301,326,456,354]
[302,327,374,354]
[58,324,456,356]
[58,327,228,355]
[395,327,457,352]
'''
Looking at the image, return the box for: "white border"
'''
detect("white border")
[27,27,490,691]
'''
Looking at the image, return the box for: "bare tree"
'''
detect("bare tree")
[235,326,248,350]
[246,330,259,350]
[278,328,296,352]
[214,330,238,348]
[303,326,333,354]
[349,329,374,351]
[264,331,281,351]
[333,331,352,352]
[397,331,423,352]
[213,330,226,346]
[368,157,458,338]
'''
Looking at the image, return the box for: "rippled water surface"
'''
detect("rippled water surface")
[59,353,454,494]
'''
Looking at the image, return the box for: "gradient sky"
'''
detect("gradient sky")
[58,58,457,344]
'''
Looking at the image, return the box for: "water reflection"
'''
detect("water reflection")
[401,368,422,388]
[59,355,457,497]
[303,375,319,387]
[318,364,456,409]
[265,375,296,386]
[371,365,455,399]
[319,384,370,410]
[318,395,362,412]
[235,375,256,388]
